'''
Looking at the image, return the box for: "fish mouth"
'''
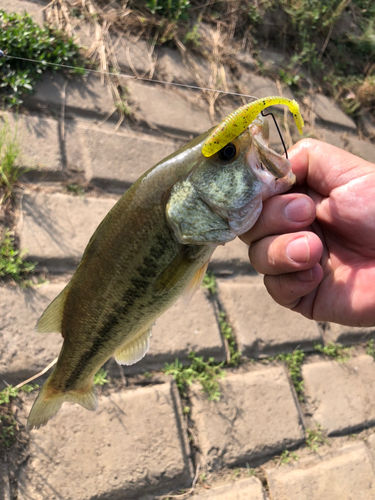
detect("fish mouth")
[252,135,295,182]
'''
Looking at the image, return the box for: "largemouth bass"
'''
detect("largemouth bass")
[27,97,303,430]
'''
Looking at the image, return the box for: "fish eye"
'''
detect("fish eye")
[218,142,236,161]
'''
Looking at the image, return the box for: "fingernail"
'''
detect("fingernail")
[285,198,311,222]
[286,237,310,263]
[295,268,314,282]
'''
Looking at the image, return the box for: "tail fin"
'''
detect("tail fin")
[27,381,98,431]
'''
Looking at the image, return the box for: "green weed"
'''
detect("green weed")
[164,352,224,401]
[0,229,36,285]
[366,339,375,359]
[0,384,38,448]
[146,0,190,20]
[279,69,301,89]
[184,23,201,47]
[306,423,329,452]
[219,312,241,366]
[0,10,84,107]
[275,350,305,400]
[65,183,85,196]
[246,463,256,476]
[93,368,109,386]
[232,468,240,478]
[0,117,22,202]
[314,342,351,362]
[199,473,207,483]
[277,449,299,465]
[202,270,217,296]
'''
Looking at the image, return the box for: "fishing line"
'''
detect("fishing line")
[0,49,289,152]
[0,51,259,100]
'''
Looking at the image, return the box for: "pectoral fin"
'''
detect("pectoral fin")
[114,327,152,365]
[182,261,209,304]
[36,283,71,336]
[154,250,192,296]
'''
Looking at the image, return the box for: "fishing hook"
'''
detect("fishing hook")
[261,109,288,159]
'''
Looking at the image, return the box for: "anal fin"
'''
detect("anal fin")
[115,327,152,366]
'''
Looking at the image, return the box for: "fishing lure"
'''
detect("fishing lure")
[202,96,304,157]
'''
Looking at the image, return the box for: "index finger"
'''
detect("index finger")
[288,139,375,196]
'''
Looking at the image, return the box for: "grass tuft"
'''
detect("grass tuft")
[164,352,224,401]
[275,350,305,400]
[366,339,375,359]
[202,270,217,296]
[0,229,36,285]
[306,423,329,452]
[314,341,351,362]
[93,368,109,386]
[0,117,22,203]
[0,10,84,107]
[0,384,38,449]
[65,183,85,196]
[277,449,299,465]
[219,311,242,366]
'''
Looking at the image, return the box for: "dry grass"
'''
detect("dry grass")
[43,0,260,123]
[42,0,374,133]
[357,77,375,111]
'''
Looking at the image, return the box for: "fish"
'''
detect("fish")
[27,96,303,430]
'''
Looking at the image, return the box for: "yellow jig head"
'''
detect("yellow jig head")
[202,96,304,157]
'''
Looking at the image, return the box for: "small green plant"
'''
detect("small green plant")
[0,117,22,202]
[314,342,351,362]
[366,339,375,359]
[279,69,301,89]
[0,10,84,107]
[164,352,224,401]
[232,468,241,478]
[182,406,190,415]
[246,463,256,476]
[93,368,109,386]
[0,384,38,449]
[275,350,305,399]
[306,423,329,452]
[65,183,85,196]
[202,270,217,295]
[277,449,299,465]
[184,23,201,47]
[219,312,241,366]
[146,0,190,20]
[0,229,36,285]
[199,473,207,483]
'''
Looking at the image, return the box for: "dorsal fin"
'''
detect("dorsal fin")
[36,284,70,335]
[114,327,152,365]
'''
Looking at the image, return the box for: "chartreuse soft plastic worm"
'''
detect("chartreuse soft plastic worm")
[201,96,304,157]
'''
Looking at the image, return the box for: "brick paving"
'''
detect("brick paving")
[190,367,305,469]
[266,443,375,500]
[302,356,375,435]
[1,2,375,499]
[217,276,322,358]
[18,382,193,500]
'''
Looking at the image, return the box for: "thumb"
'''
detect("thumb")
[288,139,374,196]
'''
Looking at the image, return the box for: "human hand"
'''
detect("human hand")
[241,139,375,327]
